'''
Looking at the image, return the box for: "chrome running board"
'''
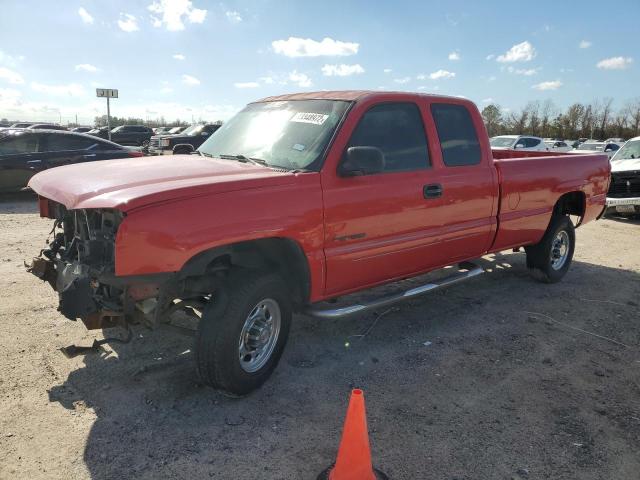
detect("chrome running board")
[305,261,484,319]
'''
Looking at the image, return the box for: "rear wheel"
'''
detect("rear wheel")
[195,271,292,396]
[525,215,575,283]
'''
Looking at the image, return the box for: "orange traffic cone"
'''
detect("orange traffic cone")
[318,389,388,480]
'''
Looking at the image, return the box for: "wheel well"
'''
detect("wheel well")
[554,191,585,225]
[178,238,311,307]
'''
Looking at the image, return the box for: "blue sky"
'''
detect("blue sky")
[0,0,638,124]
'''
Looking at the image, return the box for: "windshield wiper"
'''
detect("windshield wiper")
[218,154,269,167]
[199,151,214,157]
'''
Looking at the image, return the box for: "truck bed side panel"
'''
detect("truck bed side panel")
[491,153,609,252]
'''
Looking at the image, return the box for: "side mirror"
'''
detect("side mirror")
[514,143,525,149]
[339,146,385,176]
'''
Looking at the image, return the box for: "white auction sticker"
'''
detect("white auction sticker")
[290,112,329,125]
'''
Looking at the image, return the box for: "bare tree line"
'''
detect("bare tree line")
[481,97,640,140]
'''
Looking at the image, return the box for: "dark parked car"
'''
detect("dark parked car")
[88,125,154,148]
[71,126,93,133]
[148,123,221,155]
[27,123,68,131]
[0,129,144,192]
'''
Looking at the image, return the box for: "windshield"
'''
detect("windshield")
[169,127,182,133]
[198,99,351,170]
[111,126,123,133]
[182,125,203,136]
[611,139,640,161]
[490,136,516,148]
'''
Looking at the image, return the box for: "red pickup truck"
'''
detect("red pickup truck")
[27,91,610,395]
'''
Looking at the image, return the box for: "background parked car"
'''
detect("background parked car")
[9,122,36,129]
[70,126,93,133]
[605,136,640,217]
[148,123,221,155]
[88,125,154,147]
[570,141,621,158]
[27,123,68,131]
[0,129,144,192]
[490,135,548,152]
[543,139,572,152]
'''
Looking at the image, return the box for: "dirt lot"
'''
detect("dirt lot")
[0,193,638,480]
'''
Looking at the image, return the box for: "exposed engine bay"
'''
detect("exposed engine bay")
[28,200,218,333]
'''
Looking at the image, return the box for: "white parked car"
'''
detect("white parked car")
[543,140,573,152]
[490,135,548,152]
[569,141,621,158]
[605,136,640,216]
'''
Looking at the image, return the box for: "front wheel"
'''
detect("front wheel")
[195,271,292,396]
[525,215,575,283]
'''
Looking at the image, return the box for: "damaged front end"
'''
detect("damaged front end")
[28,198,221,337]
[28,202,129,329]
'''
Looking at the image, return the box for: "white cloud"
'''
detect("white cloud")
[182,74,200,86]
[75,63,99,73]
[482,97,494,103]
[272,37,359,57]
[118,13,139,32]
[159,86,173,94]
[234,82,260,88]
[321,64,365,77]
[173,54,185,60]
[225,10,242,23]
[596,56,633,70]
[532,80,562,91]
[288,70,312,88]
[394,77,411,84]
[0,67,24,85]
[579,40,592,49]
[31,81,85,96]
[486,54,495,60]
[78,7,94,24]
[383,68,392,73]
[0,51,25,68]
[428,69,456,80]
[496,41,536,62]
[507,66,539,76]
[448,51,460,61]
[148,0,207,31]
[259,76,275,84]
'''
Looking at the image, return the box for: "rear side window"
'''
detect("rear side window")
[346,102,430,172]
[0,133,38,155]
[431,103,481,166]
[524,138,541,148]
[45,134,98,151]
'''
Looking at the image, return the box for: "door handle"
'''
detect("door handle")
[423,183,443,199]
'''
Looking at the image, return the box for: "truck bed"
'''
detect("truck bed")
[490,150,610,252]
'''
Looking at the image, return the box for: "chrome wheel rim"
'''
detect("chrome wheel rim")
[238,298,281,373]
[550,230,570,270]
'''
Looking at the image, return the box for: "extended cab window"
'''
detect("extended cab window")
[431,103,481,166]
[346,102,429,172]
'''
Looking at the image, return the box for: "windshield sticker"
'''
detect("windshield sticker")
[292,143,306,151]
[291,112,329,125]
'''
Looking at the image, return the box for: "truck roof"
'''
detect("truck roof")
[254,90,469,104]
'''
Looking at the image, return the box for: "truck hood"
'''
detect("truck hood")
[28,154,295,212]
[611,158,640,173]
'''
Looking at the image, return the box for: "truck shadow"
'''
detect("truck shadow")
[46,252,640,480]
[0,191,39,214]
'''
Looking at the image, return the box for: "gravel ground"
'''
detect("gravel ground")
[0,192,639,480]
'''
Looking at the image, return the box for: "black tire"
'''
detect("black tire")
[525,215,575,283]
[173,146,192,155]
[195,271,292,396]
